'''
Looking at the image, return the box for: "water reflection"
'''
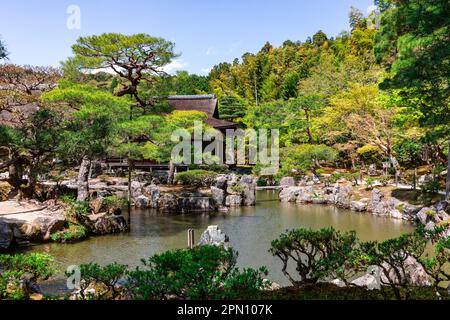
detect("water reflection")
[25,190,414,291]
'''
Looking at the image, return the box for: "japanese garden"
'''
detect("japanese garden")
[0,0,450,302]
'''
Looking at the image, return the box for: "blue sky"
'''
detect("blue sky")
[0,0,375,75]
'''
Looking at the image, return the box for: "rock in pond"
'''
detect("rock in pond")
[225,195,242,207]
[280,177,296,188]
[198,225,229,247]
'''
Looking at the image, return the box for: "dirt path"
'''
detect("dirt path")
[0,200,47,217]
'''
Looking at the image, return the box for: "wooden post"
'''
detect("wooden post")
[187,229,195,249]
[413,168,417,191]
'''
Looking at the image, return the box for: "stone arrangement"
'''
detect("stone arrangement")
[279,183,450,230]
[133,174,256,214]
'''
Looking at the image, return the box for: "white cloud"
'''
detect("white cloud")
[200,67,212,74]
[162,59,188,74]
[367,5,378,14]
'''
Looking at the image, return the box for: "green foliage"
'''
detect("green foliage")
[0,253,57,300]
[51,224,89,243]
[279,144,337,177]
[149,71,210,96]
[421,180,441,194]
[69,262,128,300]
[174,170,217,187]
[365,177,377,190]
[219,95,247,122]
[70,33,176,109]
[43,82,130,163]
[375,0,450,155]
[359,232,427,300]
[101,195,128,214]
[127,245,267,300]
[270,228,361,286]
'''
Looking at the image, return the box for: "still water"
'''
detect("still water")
[25,190,414,291]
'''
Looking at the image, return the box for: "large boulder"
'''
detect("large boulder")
[280,177,296,188]
[213,175,228,190]
[351,201,368,212]
[178,196,213,213]
[225,195,242,207]
[279,187,301,203]
[239,175,256,206]
[130,181,143,201]
[380,256,432,287]
[142,184,160,208]
[134,195,150,209]
[367,189,388,215]
[296,186,315,203]
[333,185,352,209]
[416,207,435,225]
[91,214,128,235]
[0,221,14,250]
[19,216,66,242]
[198,225,229,247]
[351,273,380,290]
[211,186,225,206]
[157,194,179,213]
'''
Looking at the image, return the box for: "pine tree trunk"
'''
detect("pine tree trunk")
[8,162,22,193]
[77,156,91,202]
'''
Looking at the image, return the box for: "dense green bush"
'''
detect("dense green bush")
[68,262,128,300]
[174,170,217,187]
[50,224,89,243]
[101,195,128,214]
[0,253,57,300]
[270,228,361,286]
[127,245,268,300]
[278,144,338,178]
[359,232,427,300]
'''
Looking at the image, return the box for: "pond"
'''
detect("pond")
[23,190,414,294]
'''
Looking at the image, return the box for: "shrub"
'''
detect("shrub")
[174,170,217,187]
[329,173,344,184]
[365,177,377,190]
[359,232,427,300]
[279,144,338,177]
[344,172,361,186]
[219,267,269,299]
[68,262,128,300]
[101,195,128,214]
[0,253,57,300]
[256,178,267,187]
[270,228,361,286]
[51,224,89,243]
[229,184,245,194]
[421,180,441,194]
[419,235,450,293]
[65,200,91,226]
[378,176,390,186]
[127,246,268,300]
